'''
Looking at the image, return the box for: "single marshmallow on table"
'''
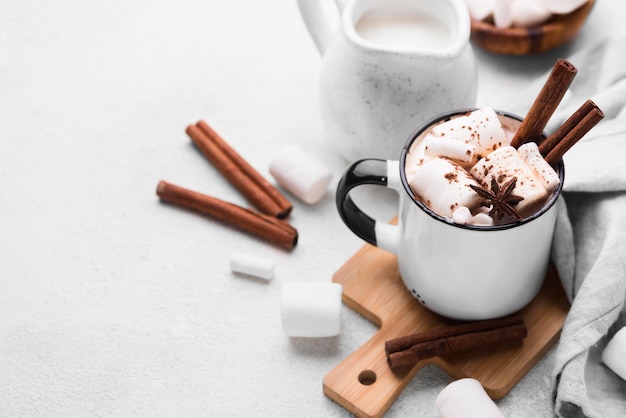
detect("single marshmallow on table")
[602,326,626,380]
[230,251,274,281]
[436,378,505,418]
[269,145,332,204]
[281,282,342,338]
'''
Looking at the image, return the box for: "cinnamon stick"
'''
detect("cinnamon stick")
[540,99,604,166]
[156,180,298,250]
[510,59,578,148]
[385,314,527,368]
[186,121,292,218]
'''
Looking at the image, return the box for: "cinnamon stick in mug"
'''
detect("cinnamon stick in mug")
[510,59,577,148]
[156,180,298,250]
[385,314,527,368]
[186,121,293,218]
[540,99,604,165]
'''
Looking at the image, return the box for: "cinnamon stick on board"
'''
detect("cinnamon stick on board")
[186,121,292,219]
[539,99,604,166]
[156,180,298,250]
[510,59,578,148]
[385,314,527,369]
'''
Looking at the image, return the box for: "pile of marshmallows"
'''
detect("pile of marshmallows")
[465,0,589,28]
[405,108,560,225]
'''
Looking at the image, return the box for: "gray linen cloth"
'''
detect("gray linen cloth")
[512,37,626,417]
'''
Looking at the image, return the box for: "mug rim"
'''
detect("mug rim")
[399,108,565,231]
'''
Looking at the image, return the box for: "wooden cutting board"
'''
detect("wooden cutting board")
[324,243,570,418]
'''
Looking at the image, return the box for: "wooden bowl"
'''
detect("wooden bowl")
[470,0,595,55]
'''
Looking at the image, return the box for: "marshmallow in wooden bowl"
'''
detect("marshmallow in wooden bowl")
[602,326,626,380]
[493,0,513,28]
[511,0,553,27]
[541,0,589,14]
[436,378,505,418]
[281,282,342,338]
[465,0,495,22]
[269,145,332,204]
[467,0,590,28]
[467,0,595,54]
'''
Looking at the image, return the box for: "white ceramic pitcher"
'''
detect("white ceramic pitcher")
[298,0,478,160]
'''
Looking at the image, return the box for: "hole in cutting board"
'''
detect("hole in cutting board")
[358,370,377,385]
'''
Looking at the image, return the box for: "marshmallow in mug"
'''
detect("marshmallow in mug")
[408,157,484,219]
[425,107,508,167]
[469,144,557,216]
[405,108,560,223]
[466,0,589,28]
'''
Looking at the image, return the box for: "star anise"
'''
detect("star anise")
[469,176,524,221]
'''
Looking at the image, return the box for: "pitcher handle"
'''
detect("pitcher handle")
[297,0,345,55]
[336,159,402,254]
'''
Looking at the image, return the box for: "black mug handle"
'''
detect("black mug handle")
[336,159,401,254]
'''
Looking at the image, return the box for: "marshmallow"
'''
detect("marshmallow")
[493,0,513,28]
[539,0,588,14]
[512,0,552,27]
[230,251,274,281]
[473,212,494,226]
[452,206,473,224]
[408,157,484,219]
[451,206,495,226]
[518,142,560,193]
[465,0,495,21]
[423,133,475,165]
[281,282,342,338]
[470,145,548,216]
[436,378,505,418]
[602,326,626,380]
[405,138,431,179]
[429,108,508,165]
[269,145,332,204]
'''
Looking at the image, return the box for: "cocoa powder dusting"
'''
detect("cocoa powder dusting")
[444,171,458,183]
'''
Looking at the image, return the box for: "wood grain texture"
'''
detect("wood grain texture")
[324,243,570,418]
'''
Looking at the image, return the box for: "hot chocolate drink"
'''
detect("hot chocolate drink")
[404,108,561,226]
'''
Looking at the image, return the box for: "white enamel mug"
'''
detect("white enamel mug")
[336,109,564,320]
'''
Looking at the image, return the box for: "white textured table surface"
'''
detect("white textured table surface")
[0,1,620,417]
